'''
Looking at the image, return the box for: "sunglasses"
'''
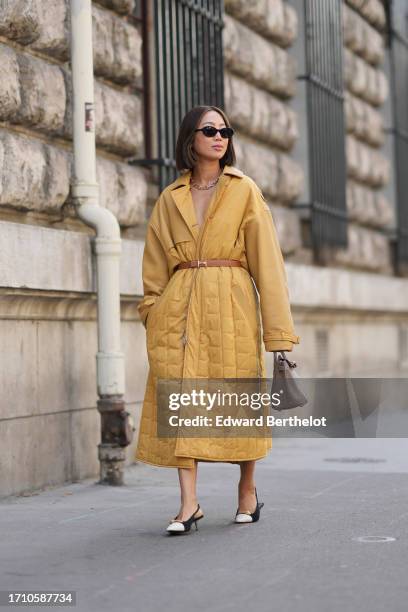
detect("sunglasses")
[194,126,234,139]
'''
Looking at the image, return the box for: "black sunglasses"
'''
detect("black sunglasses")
[194,126,234,139]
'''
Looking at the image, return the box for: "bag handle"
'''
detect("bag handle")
[276,351,297,369]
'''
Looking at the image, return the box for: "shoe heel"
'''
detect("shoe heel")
[194,514,204,530]
[253,488,264,522]
[255,488,265,509]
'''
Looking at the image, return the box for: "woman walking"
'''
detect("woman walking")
[135,105,300,534]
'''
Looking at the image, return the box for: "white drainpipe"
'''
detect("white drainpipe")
[70,0,132,484]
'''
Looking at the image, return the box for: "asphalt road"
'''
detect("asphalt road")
[1,438,407,612]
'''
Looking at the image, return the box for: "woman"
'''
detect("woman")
[135,105,300,534]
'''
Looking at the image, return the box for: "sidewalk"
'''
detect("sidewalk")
[1,438,407,612]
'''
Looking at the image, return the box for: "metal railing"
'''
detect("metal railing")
[130,0,225,193]
[303,0,348,258]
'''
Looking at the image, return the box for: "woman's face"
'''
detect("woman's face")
[192,110,229,164]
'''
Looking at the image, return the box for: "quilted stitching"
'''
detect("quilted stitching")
[135,165,299,468]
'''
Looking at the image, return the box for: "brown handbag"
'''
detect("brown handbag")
[271,351,308,411]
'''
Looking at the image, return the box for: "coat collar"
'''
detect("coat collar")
[169,164,243,190]
[168,165,243,241]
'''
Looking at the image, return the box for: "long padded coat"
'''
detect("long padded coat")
[135,164,300,468]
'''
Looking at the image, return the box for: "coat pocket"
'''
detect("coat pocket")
[167,226,194,259]
[146,271,179,331]
[167,235,194,260]
[231,279,259,340]
[168,226,194,249]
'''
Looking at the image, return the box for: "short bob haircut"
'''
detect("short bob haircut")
[175,105,236,172]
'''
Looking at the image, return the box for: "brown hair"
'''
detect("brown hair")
[175,105,236,172]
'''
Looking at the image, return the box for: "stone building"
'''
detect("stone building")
[0,0,407,496]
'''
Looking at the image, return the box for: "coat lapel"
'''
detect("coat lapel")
[168,171,198,240]
[169,165,243,240]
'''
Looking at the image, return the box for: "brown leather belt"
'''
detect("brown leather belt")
[175,258,242,270]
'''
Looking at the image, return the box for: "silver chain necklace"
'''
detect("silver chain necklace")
[190,171,221,190]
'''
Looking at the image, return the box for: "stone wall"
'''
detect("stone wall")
[0,0,397,266]
[334,0,393,273]
[224,0,394,273]
[0,0,148,497]
[0,0,147,229]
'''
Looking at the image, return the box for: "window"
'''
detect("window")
[130,0,225,192]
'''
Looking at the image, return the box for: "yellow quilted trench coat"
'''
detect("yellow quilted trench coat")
[135,164,300,468]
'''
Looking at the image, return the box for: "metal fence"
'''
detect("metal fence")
[131,0,225,193]
[304,0,348,258]
[388,0,408,270]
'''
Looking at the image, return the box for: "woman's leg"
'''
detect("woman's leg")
[238,460,257,512]
[174,460,202,521]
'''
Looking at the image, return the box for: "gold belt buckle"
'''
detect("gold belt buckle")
[197,259,207,268]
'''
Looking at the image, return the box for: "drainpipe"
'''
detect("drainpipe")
[69,0,134,485]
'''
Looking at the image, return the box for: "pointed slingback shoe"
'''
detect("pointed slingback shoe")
[234,487,265,524]
[166,504,204,535]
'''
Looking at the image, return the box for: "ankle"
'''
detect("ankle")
[238,483,256,495]
[180,498,199,508]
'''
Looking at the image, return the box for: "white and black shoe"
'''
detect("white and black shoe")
[234,487,264,523]
[166,504,204,535]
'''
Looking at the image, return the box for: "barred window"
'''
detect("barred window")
[130,0,225,192]
[290,0,348,264]
[304,0,348,259]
